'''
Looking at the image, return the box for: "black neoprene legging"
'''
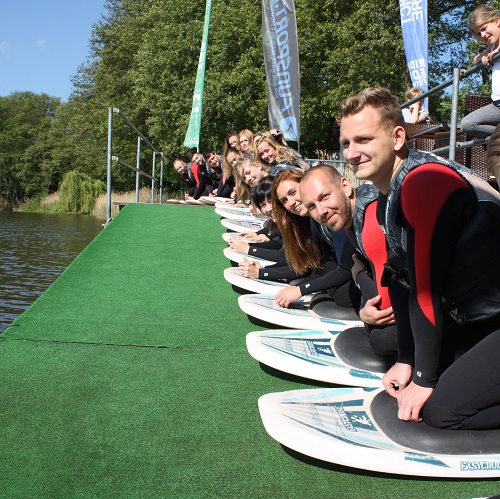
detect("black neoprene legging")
[422,314,500,430]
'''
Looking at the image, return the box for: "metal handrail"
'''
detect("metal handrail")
[401,53,500,160]
[106,108,165,220]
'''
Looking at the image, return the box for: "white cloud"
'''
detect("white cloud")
[36,40,47,49]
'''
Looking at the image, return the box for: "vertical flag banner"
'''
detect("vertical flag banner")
[399,0,429,111]
[184,0,213,149]
[262,0,301,142]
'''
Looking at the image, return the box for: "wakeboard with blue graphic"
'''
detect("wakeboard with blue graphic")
[238,294,363,330]
[246,328,390,387]
[220,218,265,233]
[258,387,500,478]
[221,232,257,244]
[224,267,289,295]
[215,207,263,221]
[223,248,275,267]
[214,202,251,213]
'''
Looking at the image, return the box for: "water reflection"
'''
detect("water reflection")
[0,211,102,332]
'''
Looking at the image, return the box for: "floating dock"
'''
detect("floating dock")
[0,204,494,497]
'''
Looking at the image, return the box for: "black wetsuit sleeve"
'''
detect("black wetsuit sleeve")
[298,229,354,296]
[356,269,378,301]
[248,246,284,261]
[190,164,206,200]
[249,239,282,250]
[258,261,308,281]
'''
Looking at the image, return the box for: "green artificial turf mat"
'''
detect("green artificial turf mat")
[1,204,498,498]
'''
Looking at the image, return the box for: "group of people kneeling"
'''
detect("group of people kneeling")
[229,87,500,434]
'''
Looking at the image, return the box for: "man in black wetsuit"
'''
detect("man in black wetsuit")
[338,86,500,430]
[173,159,197,199]
[300,164,397,359]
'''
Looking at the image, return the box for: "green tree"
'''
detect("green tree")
[24,0,495,199]
[0,92,73,205]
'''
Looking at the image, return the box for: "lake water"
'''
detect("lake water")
[0,211,103,333]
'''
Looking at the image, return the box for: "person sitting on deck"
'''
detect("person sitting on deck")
[239,168,361,312]
[253,132,310,175]
[299,164,398,360]
[173,159,197,200]
[238,129,254,158]
[339,85,500,430]
[203,149,227,197]
[186,151,213,200]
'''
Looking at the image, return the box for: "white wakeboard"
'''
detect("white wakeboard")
[223,248,275,267]
[213,196,236,204]
[246,329,384,387]
[238,294,363,330]
[220,218,265,233]
[224,267,289,295]
[215,202,251,213]
[221,233,256,244]
[185,199,204,205]
[166,199,187,204]
[199,196,217,205]
[259,387,500,478]
[215,207,263,221]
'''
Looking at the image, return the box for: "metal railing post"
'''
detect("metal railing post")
[448,67,461,161]
[151,152,157,203]
[159,153,165,204]
[135,137,142,203]
[107,108,114,221]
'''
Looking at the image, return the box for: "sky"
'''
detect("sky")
[0,0,107,101]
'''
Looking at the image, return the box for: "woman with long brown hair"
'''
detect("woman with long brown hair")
[240,167,360,311]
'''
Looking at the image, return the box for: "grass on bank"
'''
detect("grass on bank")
[19,187,184,220]
[16,168,185,219]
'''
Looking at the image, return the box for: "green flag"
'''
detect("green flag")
[183,0,213,149]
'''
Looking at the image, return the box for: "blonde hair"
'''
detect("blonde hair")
[238,129,254,149]
[340,87,405,132]
[271,168,321,274]
[254,132,309,170]
[234,157,270,203]
[468,6,500,42]
[405,87,424,101]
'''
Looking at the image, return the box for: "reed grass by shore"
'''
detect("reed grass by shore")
[19,187,185,220]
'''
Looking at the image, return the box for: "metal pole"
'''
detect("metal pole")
[135,137,142,203]
[159,153,164,204]
[151,151,157,203]
[449,67,461,161]
[107,108,113,221]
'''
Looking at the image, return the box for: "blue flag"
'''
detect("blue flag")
[400,0,428,110]
[262,0,301,142]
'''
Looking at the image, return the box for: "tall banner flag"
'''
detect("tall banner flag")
[399,0,429,111]
[183,0,213,149]
[262,0,301,142]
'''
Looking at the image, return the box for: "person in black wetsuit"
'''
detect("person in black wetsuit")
[300,164,397,359]
[227,177,283,255]
[185,151,212,200]
[239,168,360,311]
[173,159,197,199]
[339,86,500,430]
